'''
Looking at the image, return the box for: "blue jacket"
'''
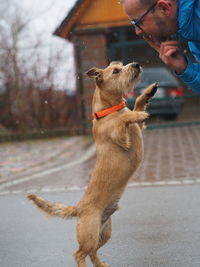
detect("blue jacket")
[177,0,200,94]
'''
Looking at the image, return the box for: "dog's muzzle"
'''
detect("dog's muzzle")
[132,63,141,69]
[131,63,142,78]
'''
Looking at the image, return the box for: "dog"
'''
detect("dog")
[27,61,157,267]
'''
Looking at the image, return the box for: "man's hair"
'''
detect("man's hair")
[142,0,178,8]
[140,0,157,6]
[120,0,177,7]
[120,0,156,6]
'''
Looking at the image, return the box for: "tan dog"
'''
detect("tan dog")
[27,61,157,267]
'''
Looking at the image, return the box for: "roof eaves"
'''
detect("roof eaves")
[53,0,84,39]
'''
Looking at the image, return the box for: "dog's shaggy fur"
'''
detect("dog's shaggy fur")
[28,61,157,267]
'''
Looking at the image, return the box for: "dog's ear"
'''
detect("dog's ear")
[85,68,102,78]
[109,61,123,66]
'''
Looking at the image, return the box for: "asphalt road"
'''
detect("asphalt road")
[1,184,200,267]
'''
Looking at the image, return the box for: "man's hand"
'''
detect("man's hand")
[143,36,187,74]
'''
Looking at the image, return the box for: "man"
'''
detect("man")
[121,0,200,94]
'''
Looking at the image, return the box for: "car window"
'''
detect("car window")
[137,67,180,87]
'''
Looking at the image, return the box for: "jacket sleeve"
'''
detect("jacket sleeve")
[178,0,200,42]
[176,56,200,94]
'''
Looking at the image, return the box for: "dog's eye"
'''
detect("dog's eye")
[112,68,120,74]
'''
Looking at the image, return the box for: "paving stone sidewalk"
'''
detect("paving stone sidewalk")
[133,125,200,183]
[0,136,92,182]
[0,125,200,193]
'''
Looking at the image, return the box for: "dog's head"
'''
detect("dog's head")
[85,61,142,95]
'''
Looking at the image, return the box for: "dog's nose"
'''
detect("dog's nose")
[132,63,140,69]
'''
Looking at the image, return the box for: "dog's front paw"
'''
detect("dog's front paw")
[135,111,149,123]
[143,83,158,101]
[145,82,158,98]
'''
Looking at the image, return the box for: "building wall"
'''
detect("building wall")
[72,30,108,133]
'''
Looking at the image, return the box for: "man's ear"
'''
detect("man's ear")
[157,0,171,16]
[85,68,102,78]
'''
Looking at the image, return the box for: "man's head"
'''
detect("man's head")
[121,0,178,43]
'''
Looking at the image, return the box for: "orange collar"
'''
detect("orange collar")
[93,101,126,120]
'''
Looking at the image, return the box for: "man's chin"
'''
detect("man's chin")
[147,35,162,46]
[150,35,169,44]
[159,36,171,42]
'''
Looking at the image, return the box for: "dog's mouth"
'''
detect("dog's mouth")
[129,63,142,80]
[124,65,142,93]
[132,67,142,82]
[135,63,143,74]
[134,68,141,78]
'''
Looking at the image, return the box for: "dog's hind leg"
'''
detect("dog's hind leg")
[74,210,101,267]
[74,249,87,267]
[89,218,112,267]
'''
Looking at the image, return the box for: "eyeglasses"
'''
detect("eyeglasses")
[130,2,157,33]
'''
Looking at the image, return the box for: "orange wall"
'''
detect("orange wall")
[77,0,130,28]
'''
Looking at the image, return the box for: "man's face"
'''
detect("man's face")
[122,0,177,44]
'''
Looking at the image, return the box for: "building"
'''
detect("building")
[54,0,163,132]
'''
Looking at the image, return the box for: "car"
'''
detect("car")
[124,66,184,119]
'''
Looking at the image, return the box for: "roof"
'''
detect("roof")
[54,0,130,40]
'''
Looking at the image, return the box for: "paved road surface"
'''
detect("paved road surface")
[1,184,200,267]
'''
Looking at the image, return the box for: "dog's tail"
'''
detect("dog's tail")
[27,194,78,219]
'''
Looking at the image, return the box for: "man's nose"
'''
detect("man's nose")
[135,26,143,36]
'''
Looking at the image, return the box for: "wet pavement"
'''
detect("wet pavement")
[0,125,200,194]
[0,185,200,267]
